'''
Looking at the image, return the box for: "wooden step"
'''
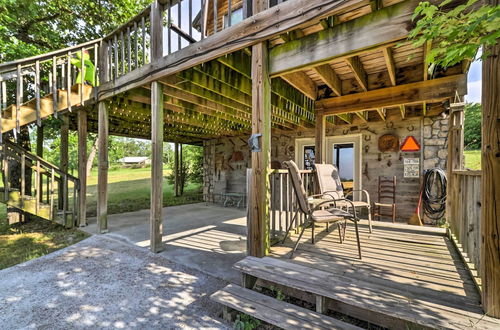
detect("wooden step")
[211,284,361,330]
[0,188,52,220]
[233,256,500,330]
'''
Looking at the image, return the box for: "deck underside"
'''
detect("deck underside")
[269,222,498,329]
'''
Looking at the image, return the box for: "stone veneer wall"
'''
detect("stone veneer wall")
[203,115,449,223]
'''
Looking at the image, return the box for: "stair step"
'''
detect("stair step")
[211,284,361,330]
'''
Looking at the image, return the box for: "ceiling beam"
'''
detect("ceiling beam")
[269,0,433,75]
[382,46,397,86]
[400,104,406,119]
[355,111,368,123]
[316,74,467,116]
[423,40,432,80]
[313,64,342,96]
[345,56,368,91]
[337,113,352,124]
[376,108,386,121]
[281,71,317,100]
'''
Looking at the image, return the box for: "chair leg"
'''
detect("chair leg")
[282,211,299,244]
[290,221,309,259]
[392,204,396,223]
[367,206,373,233]
[353,219,362,259]
[311,222,315,245]
[337,223,343,243]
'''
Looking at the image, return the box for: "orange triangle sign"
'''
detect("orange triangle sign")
[401,136,421,152]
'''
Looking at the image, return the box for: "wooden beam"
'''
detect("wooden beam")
[174,142,180,197]
[269,0,442,76]
[355,111,368,123]
[248,0,270,258]
[315,113,326,164]
[150,81,164,253]
[313,64,342,96]
[59,115,69,217]
[399,104,406,119]
[317,74,467,116]
[97,0,366,100]
[383,46,397,86]
[480,23,499,317]
[77,110,87,227]
[346,56,368,92]
[376,108,386,121]
[336,113,352,124]
[423,40,432,80]
[281,71,317,100]
[97,102,109,233]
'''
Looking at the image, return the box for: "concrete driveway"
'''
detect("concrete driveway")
[0,235,229,329]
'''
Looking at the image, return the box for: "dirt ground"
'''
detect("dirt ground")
[0,235,230,329]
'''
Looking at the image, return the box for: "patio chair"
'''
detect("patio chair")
[314,163,373,233]
[281,160,361,259]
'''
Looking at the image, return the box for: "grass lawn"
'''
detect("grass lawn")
[85,166,203,217]
[0,213,88,270]
[464,150,481,170]
[0,166,202,270]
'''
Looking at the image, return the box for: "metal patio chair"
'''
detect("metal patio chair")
[314,163,373,233]
[281,160,362,259]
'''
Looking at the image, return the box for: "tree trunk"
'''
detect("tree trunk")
[480,1,500,316]
[86,137,98,176]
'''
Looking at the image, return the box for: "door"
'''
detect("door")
[326,134,362,197]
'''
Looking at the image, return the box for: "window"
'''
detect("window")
[223,8,243,28]
[332,143,354,188]
[303,146,316,170]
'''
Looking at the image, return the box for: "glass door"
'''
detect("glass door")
[326,135,362,198]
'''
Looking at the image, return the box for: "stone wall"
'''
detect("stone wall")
[203,115,449,223]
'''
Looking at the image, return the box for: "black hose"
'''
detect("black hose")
[422,168,447,223]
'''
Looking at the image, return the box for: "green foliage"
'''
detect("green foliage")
[464,149,481,170]
[0,0,151,62]
[464,103,481,150]
[270,286,286,301]
[408,0,500,68]
[167,144,204,194]
[233,313,261,330]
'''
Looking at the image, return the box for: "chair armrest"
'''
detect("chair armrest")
[345,189,370,204]
[325,198,358,219]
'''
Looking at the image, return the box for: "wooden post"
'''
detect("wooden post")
[36,125,43,203]
[446,104,464,228]
[174,142,180,197]
[150,0,164,253]
[315,113,326,164]
[150,81,164,252]
[59,115,69,210]
[480,15,499,317]
[247,0,271,258]
[97,102,109,233]
[77,110,88,227]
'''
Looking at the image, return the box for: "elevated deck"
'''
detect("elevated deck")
[229,222,499,329]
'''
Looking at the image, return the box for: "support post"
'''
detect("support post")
[97,102,109,233]
[174,142,180,197]
[77,110,88,226]
[247,0,271,258]
[480,18,499,317]
[446,104,464,229]
[36,125,43,203]
[59,115,69,211]
[150,81,164,253]
[315,113,326,164]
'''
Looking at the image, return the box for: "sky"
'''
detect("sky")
[465,50,482,103]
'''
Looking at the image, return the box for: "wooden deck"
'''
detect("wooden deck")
[264,221,499,329]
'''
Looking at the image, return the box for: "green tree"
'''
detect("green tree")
[408,0,500,68]
[464,103,481,150]
[166,144,203,194]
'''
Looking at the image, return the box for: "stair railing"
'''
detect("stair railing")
[0,140,80,227]
[0,39,102,142]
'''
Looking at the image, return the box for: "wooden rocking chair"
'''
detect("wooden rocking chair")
[281,160,362,259]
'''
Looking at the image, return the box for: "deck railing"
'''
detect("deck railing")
[448,170,482,286]
[268,169,315,241]
[0,140,80,227]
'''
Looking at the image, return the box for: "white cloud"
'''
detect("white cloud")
[466,80,481,103]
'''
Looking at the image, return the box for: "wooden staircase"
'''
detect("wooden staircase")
[1,84,93,134]
[0,140,80,227]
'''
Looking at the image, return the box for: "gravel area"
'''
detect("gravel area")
[0,235,230,329]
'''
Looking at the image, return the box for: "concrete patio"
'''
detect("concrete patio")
[83,203,247,283]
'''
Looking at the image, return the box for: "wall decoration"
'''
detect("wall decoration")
[378,134,399,152]
[401,136,421,152]
[404,158,420,178]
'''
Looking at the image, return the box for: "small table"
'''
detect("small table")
[222,193,246,208]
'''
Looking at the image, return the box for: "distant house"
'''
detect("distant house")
[117,157,151,168]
